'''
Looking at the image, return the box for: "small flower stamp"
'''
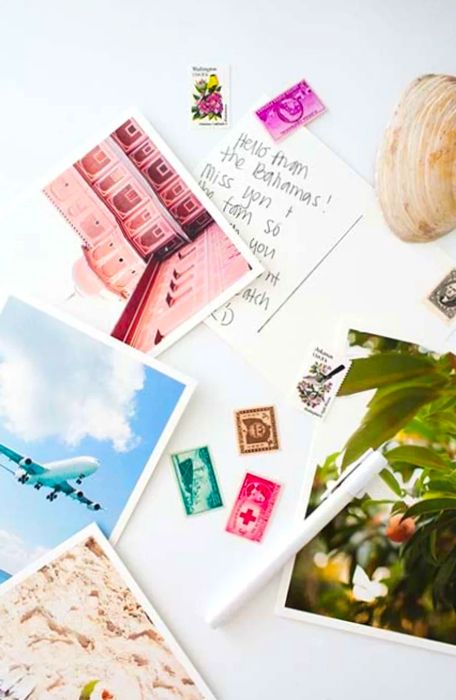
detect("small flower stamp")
[235,406,279,454]
[293,346,348,419]
[191,66,229,126]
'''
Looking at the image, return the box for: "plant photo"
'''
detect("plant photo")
[284,329,456,651]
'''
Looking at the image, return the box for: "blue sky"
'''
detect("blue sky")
[0,298,186,575]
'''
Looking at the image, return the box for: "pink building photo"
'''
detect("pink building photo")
[43,116,255,353]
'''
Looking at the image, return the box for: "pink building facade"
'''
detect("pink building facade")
[43,118,250,351]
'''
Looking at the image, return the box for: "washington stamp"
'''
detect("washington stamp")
[235,406,279,454]
[171,446,223,516]
[427,269,456,320]
[226,472,281,542]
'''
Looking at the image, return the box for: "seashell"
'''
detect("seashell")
[376,74,456,242]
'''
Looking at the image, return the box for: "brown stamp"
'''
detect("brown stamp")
[235,406,279,454]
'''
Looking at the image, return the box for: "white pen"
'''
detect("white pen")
[207,449,388,627]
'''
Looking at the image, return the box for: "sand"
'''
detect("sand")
[0,537,206,699]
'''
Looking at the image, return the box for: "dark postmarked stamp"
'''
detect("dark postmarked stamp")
[428,269,456,320]
[235,406,279,454]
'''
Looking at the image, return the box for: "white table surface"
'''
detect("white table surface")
[1,1,455,698]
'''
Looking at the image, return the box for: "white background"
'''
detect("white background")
[0,1,455,698]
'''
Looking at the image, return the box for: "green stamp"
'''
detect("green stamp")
[171,446,223,516]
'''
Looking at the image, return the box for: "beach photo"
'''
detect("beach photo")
[0,295,193,580]
[281,329,456,654]
[0,525,213,699]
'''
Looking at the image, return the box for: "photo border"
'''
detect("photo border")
[0,290,196,546]
[276,321,456,658]
[0,522,216,699]
[0,108,263,357]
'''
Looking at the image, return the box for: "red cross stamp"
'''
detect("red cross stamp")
[226,472,281,542]
[235,406,279,454]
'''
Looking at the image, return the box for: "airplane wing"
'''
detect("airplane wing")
[56,480,102,510]
[0,443,45,475]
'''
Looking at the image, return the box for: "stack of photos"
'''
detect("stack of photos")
[0,294,193,581]
[0,525,214,699]
[280,329,456,655]
[0,111,261,356]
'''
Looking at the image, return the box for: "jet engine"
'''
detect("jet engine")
[88,502,102,511]
[19,457,32,467]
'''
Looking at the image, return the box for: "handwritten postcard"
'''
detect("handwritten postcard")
[0,293,193,582]
[191,65,229,127]
[0,524,215,698]
[197,108,456,393]
[0,111,260,358]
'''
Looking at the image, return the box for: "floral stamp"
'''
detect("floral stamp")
[226,472,281,542]
[427,269,456,320]
[235,406,279,454]
[294,346,348,419]
[191,66,229,126]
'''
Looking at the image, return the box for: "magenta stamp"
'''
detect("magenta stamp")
[255,80,326,141]
[226,472,281,543]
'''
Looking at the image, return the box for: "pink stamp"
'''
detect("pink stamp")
[226,473,281,543]
[255,80,326,141]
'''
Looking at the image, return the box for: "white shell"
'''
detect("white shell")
[376,74,456,242]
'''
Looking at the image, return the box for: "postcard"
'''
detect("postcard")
[0,293,194,581]
[0,524,214,699]
[278,328,456,655]
[0,110,261,356]
[196,108,456,393]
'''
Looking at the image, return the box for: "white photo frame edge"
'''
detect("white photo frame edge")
[0,522,216,699]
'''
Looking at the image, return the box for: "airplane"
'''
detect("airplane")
[0,443,103,511]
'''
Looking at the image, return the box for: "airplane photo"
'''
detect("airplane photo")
[0,443,103,511]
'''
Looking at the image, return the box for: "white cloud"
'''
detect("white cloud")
[0,301,146,452]
[0,528,48,575]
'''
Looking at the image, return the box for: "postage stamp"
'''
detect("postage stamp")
[255,79,326,141]
[427,269,456,320]
[294,346,349,419]
[226,472,281,543]
[171,446,223,516]
[191,65,229,127]
[235,406,279,454]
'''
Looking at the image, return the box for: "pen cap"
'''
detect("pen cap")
[345,450,388,498]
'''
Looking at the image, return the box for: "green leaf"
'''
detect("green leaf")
[386,445,452,472]
[432,548,456,607]
[405,496,456,518]
[79,680,99,700]
[338,353,436,396]
[192,94,200,101]
[380,468,403,496]
[342,386,439,468]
